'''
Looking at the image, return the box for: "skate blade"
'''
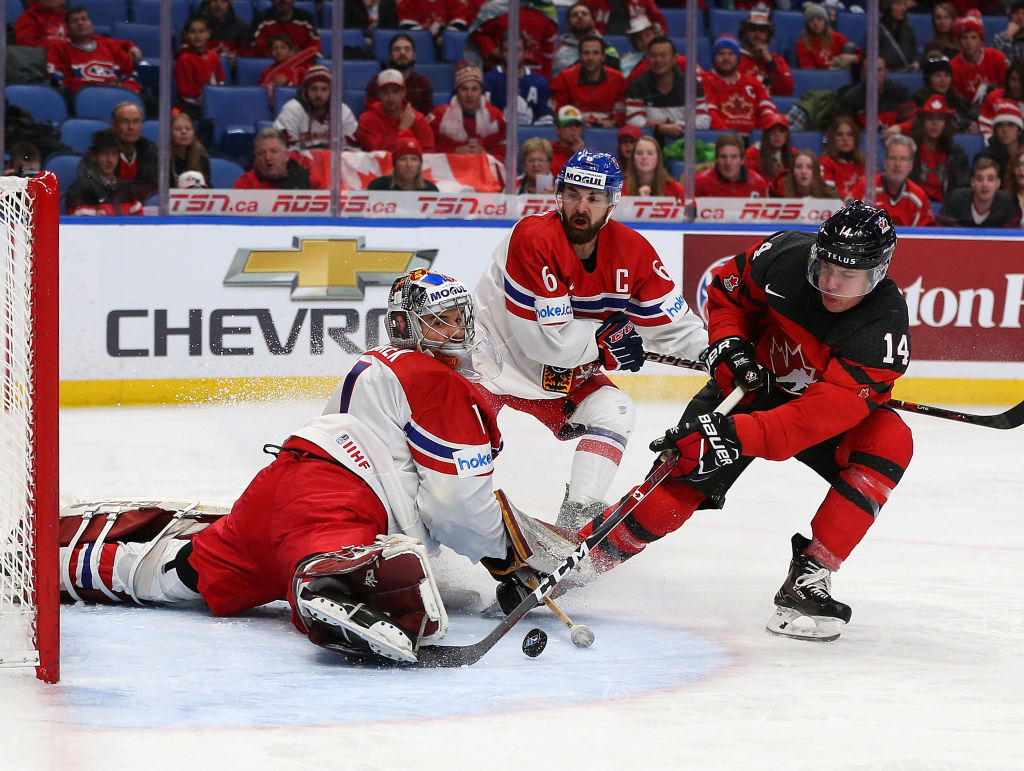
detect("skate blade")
[765,606,844,642]
[300,596,417,663]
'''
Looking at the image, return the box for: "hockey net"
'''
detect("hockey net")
[0,173,59,683]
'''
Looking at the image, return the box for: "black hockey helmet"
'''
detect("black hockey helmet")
[808,201,896,297]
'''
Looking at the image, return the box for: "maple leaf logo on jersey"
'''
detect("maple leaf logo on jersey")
[723,274,740,292]
[769,337,816,394]
[859,386,872,398]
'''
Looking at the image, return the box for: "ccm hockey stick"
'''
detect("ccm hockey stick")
[643,351,1024,430]
[411,387,746,668]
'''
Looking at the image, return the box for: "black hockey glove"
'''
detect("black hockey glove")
[649,412,742,483]
[701,336,771,394]
[595,312,644,372]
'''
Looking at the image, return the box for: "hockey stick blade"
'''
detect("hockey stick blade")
[887,398,1024,430]
[410,387,746,668]
[644,350,1024,431]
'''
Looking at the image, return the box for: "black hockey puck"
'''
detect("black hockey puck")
[522,627,548,658]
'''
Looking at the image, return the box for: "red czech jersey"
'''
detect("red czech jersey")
[951,48,1008,104]
[705,230,910,461]
[46,36,141,93]
[551,65,627,125]
[699,70,777,133]
[849,173,935,227]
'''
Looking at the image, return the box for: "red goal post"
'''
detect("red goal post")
[0,171,59,683]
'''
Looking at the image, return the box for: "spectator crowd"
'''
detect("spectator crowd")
[4,0,1024,226]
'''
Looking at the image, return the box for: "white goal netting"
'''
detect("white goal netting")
[0,175,41,669]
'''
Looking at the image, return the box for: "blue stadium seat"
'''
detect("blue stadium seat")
[695,36,712,70]
[374,28,434,64]
[417,63,455,94]
[557,3,569,31]
[584,127,619,155]
[78,0,129,27]
[273,86,298,116]
[132,0,191,30]
[956,133,988,164]
[772,11,806,58]
[209,156,246,188]
[434,91,451,107]
[442,29,468,62]
[6,84,68,126]
[318,28,370,58]
[603,35,629,58]
[788,130,825,152]
[341,60,383,91]
[982,14,1007,44]
[661,7,704,37]
[235,57,273,86]
[75,86,145,119]
[57,119,109,153]
[135,59,161,89]
[668,161,685,178]
[343,89,367,117]
[834,11,868,48]
[709,9,748,41]
[112,22,164,58]
[907,13,934,50]
[202,86,271,147]
[43,153,83,190]
[516,125,557,147]
[790,68,852,94]
[773,95,799,115]
[141,119,160,143]
[888,71,925,93]
[232,0,254,24]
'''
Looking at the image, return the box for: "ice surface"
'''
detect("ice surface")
[1,398,1022,770]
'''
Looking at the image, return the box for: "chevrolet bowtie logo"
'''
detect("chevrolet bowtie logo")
[224,237,437,300]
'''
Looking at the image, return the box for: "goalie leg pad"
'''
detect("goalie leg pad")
[59,499,227,605]
[291,534,448,655]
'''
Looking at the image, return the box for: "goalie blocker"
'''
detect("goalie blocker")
[58,499,447,663]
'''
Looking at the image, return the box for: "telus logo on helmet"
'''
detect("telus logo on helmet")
[563,168,608,188]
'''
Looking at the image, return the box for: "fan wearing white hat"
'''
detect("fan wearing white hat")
[273,64,357,153]
[737,8,795,96]
[356,68,436,154]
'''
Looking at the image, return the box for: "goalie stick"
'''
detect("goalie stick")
[410,387,747,668]
[643,351,1024,430]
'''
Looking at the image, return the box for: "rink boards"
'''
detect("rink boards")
[58,219,1023,407]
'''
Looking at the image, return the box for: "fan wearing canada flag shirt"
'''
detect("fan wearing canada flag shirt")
[473,148,707,531]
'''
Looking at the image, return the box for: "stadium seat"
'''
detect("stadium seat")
[788,130,825,152]
[834,11,868,48]
[773,95,799,115]
[374,28,434,64]
[709,9,748,41]
[516,125,557,147]
[341,60,383,91]
[907,13,934,50]
[982,14,1006,44]
[273,86,298,116]
[5,84,68,126]
[58,118,109,153]
[232,0,254,24]
[132,0,191,29]
[112,22,164,59]
[790,68,852,94]
[42,153,83,190]
[557,3,569,31]
[343,89,367,118]
[584,127,619,155]
[74,86,145,120]
[318,28,369,58]
[417,63,455,94]
[442,29,468,62]
[141,119,160,143]
[135,59,161,89]
[772,11,806,58]
[434,91,451,107]
[235,57,273,86]
[604,35,629,58]
[78,0,129,27]
[209,156,246,188]
[661,7,704,37]
[956,133,988,164]
[202,86,271,148]
[888,71,924,93]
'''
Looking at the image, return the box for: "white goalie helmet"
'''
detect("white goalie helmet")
[386,269,502,382]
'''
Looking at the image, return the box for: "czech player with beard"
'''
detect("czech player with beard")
[59,270,578,664]
[578,202,914,642]
[473,149,708,531]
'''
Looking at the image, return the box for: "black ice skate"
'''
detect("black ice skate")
[766,533,852,642]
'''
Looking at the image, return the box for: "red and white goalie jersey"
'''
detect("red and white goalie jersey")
[475,210,708,399]
[320,345,506,561]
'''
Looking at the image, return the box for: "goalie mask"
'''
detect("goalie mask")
[386,269,502,381]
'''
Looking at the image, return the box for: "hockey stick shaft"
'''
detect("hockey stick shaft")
[643,351,1024,430]
[413,387,745,668]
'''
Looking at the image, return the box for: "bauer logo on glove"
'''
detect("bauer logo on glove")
[649,411,742,483]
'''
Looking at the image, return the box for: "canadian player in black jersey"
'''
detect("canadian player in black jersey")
[578,201,914,641]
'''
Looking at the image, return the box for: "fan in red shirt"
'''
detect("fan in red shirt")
[737,8,794,97]
[744,112,796,196]
[251,0,320,57]
[173,16,226,119]
[427,63,506,157]
[795,3,860,70]
[465,0,558,80]
[14,0,66,48]
[355,68,436,154]
[550,105,587,174]
[951,15,1008,104]
[695,132,770,198]
[821,117,866,199]
[849,135,934,227]
[623,134,686,201]
[700,34,778,134]
[46,6,141,95]
[551,33,627,127]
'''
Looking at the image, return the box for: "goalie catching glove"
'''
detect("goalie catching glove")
[649,412,742,483]
[701,336,771,395]
[595,312,644,372]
